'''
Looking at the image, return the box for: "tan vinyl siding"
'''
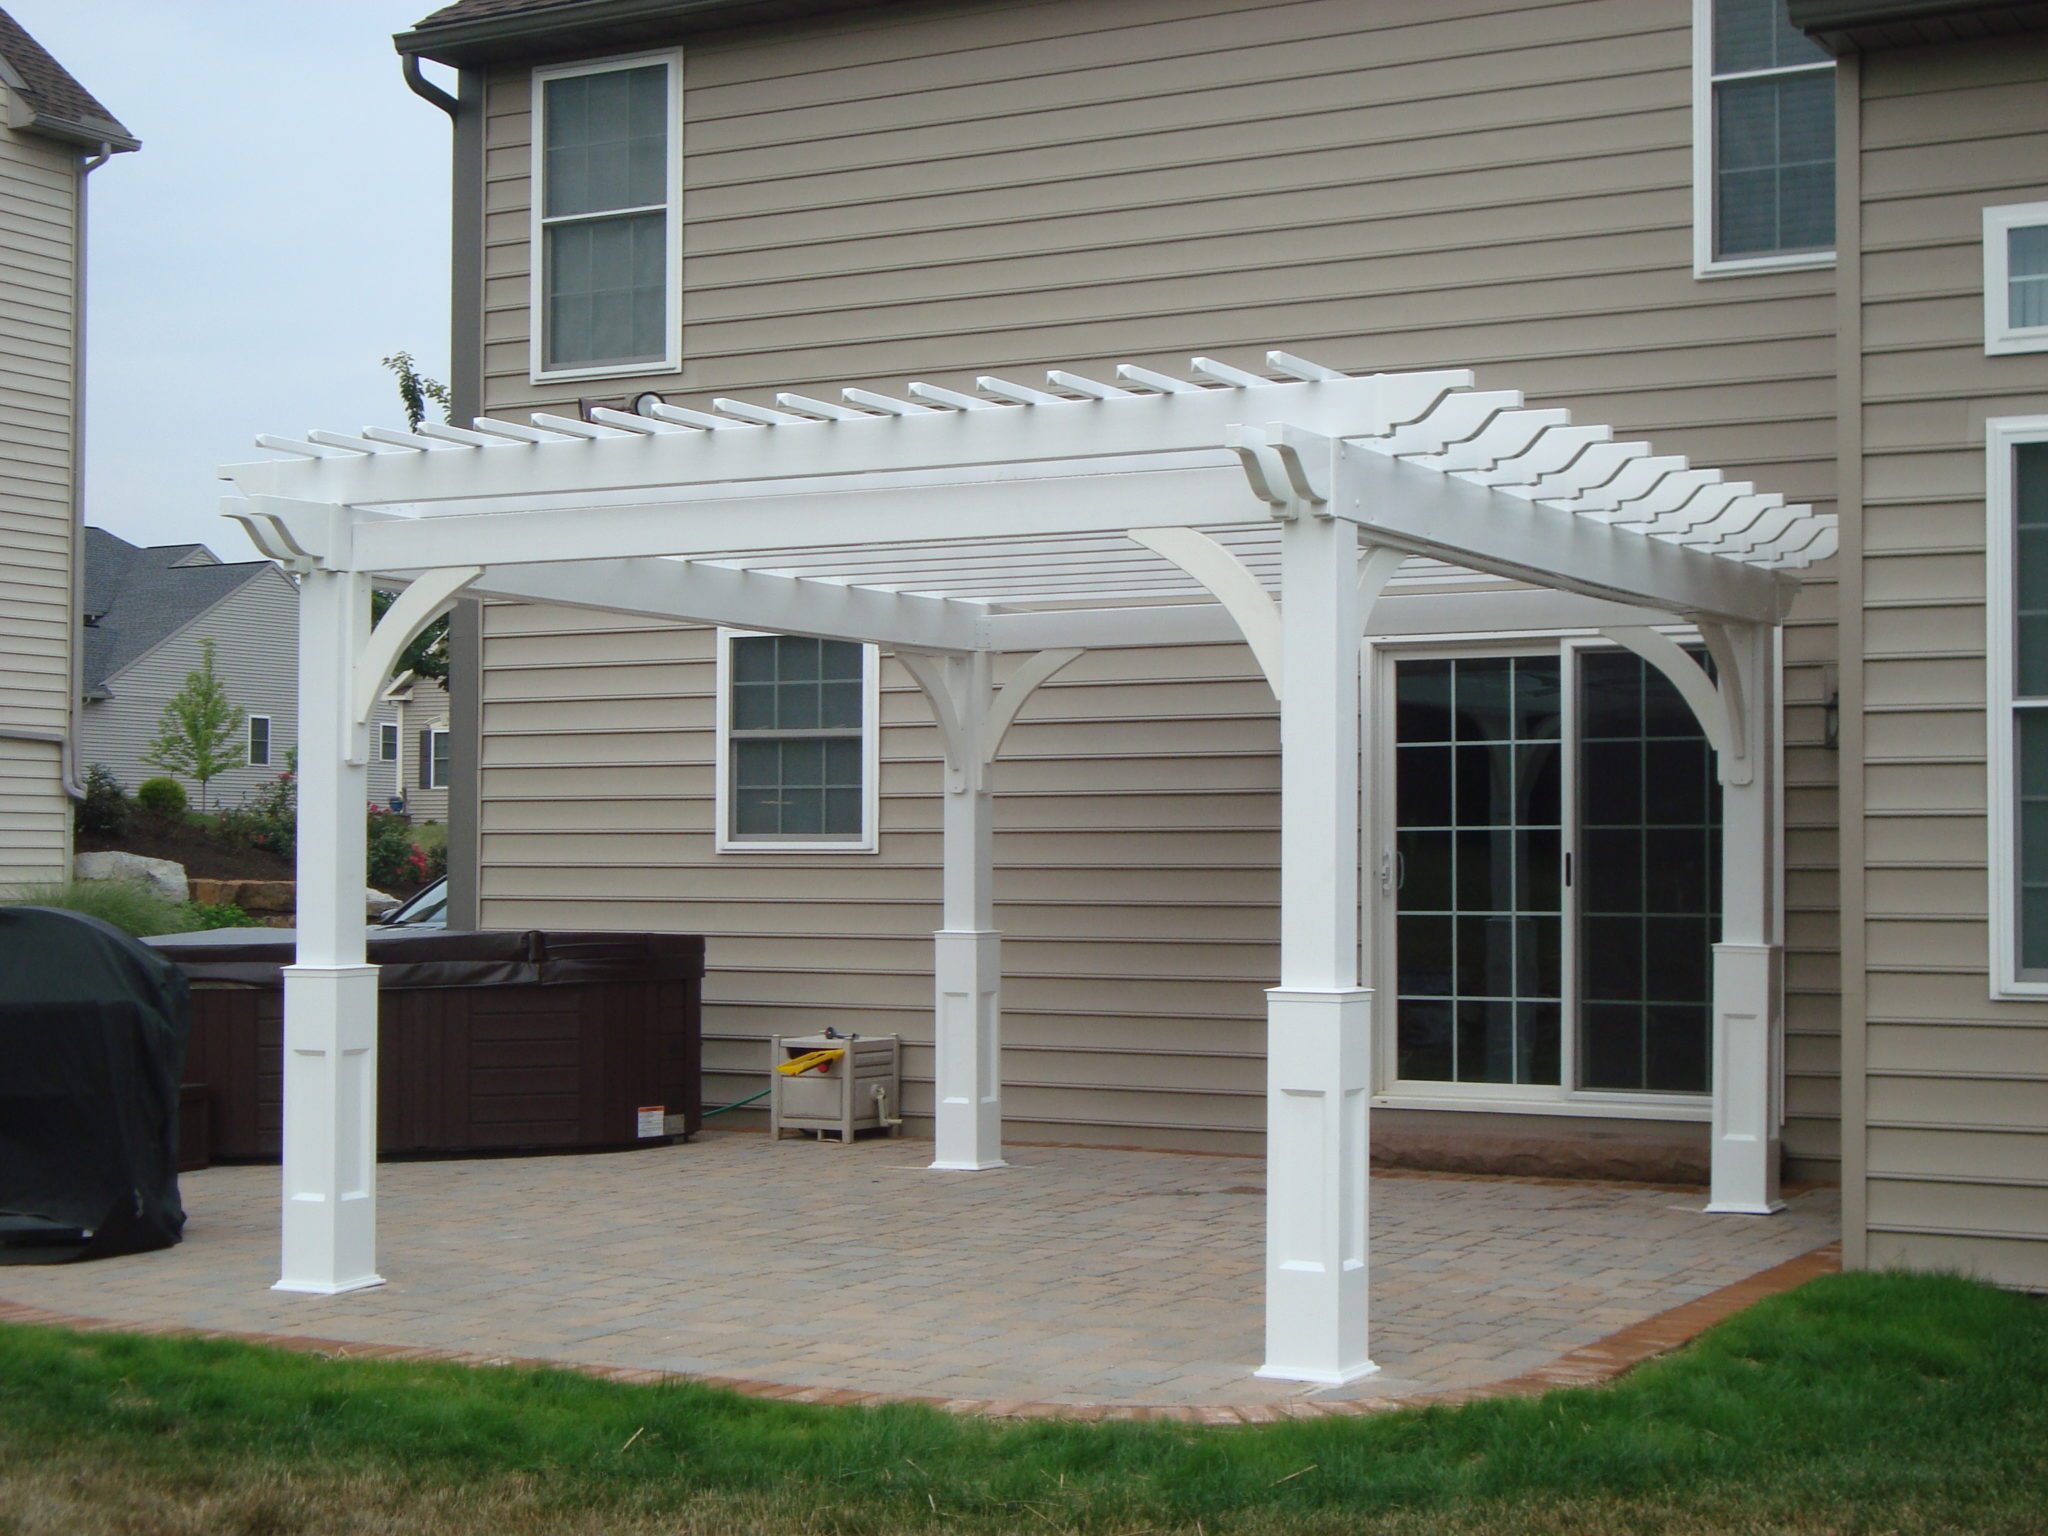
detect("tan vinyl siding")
[470,0,1841,1166]
[0,86,79,888]
[1850,36,2048,1289]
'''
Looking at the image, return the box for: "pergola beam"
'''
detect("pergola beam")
[980,591,1684,651]
[464,557,984,654]
[1336,446,1791,626]
[295,467,1262,576]
[220,371,1470,508]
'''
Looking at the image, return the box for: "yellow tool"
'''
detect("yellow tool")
[775,1047,845,1076]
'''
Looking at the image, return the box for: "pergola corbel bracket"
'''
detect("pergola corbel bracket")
[224,494,354,576]
[1127,527,1284,698]
[1596,623,1754,786]
[898,646,1084,794]
[349,566,482,732]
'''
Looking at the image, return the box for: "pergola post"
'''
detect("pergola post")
[913,651,1004,1171]
[276,563,383,1293]
[1708,621,1785,1214]
[1257,503,1375,1384]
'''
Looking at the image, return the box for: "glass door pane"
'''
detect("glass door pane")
[1576,650,1721,1093]
[1393,656,1562,1085]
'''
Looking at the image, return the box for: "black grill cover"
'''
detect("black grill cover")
[0,907,189,1262]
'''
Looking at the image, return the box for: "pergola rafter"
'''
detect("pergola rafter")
[226,349,1825,1386]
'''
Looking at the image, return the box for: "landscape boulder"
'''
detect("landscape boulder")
[74,851,188,904]
[366,888,401,918]
[187,878,293,915]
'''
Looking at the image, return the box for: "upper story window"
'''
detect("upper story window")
[715,632,880,853]
[247,715,271,767]
[530,51,682,381]
[1694,0,1835,275]
[1988,419,2048,997]
[1986,202,2048,355]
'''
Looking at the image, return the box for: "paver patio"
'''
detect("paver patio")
[0,1133,1837,1411]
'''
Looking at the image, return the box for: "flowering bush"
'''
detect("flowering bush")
[366,805,420,890]
[219,764,296,861]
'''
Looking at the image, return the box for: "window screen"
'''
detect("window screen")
[727,635,866,841]
[1709,0,1834,260]
[539,61,670,370]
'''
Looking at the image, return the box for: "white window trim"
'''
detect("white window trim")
[528,48,685,385]
[1985,202,2048,356]
[1691,0,1837,279]
[247,714,271,766]
[425,726,451,791]
[379,722,399,761]
[1987,417,2048,998]
[713,628,881,855]
[1365,631,1716,1123]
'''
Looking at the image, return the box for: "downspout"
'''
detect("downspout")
[57,142,116,804]
[402,54,459,117]
[401,46,487,929]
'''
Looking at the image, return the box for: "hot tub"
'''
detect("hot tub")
[147,928,703,1163]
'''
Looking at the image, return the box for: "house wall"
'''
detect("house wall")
[1844,34,2048,1289]
[369,675,453,823]
[465,0,1844,1170]
[78,567,301,809]
[0,84,80,889]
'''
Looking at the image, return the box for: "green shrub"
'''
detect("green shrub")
[73,763,130,837]
[6,878,196,938]
[217,763,295,860]
[423,838,448,882]
[135,776,188,818]
[365,805,420,889]
[180,900,249,930]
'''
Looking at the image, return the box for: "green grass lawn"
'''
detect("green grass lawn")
[1,1271,2042,1535]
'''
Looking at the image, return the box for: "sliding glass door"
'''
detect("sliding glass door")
[1384,643,1720,1102]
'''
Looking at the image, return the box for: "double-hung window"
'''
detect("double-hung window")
[715,632,879,852]
[1988,420,2048,996]
[531,51,682,380]
[247,715,271,767]
[1985,203,2048,355]
[379,722,398,762]
[1695,0,1835,274]
[421,727,451,792]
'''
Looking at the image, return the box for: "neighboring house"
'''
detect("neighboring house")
[79,528,298,807]
[388,0,2048,1288]
[0,9,135,888]
[368,669,453,821]
[82,527,454,821]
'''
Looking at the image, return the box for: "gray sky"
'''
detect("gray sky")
[15,0,452,553]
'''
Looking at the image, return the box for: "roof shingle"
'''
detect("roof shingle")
[0,6,136,150]
[83,529,276,694]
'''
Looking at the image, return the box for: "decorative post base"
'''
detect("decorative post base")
[1256,986,1377,1384]
[1706,942,1786,1215]
[931,928,1003,1170]
[276,965,384,1294]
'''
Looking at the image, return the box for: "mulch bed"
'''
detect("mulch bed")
[78,819,292,882]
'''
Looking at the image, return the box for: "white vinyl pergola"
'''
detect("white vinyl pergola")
[221,350,1832,1385]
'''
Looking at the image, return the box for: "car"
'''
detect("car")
[377,876,448,930]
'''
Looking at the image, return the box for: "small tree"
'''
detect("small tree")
[381,349,451,432]
[141,638,246,811]
[376,350,454,684]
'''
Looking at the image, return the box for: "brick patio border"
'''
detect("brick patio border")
[0,1241,1840,1424]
